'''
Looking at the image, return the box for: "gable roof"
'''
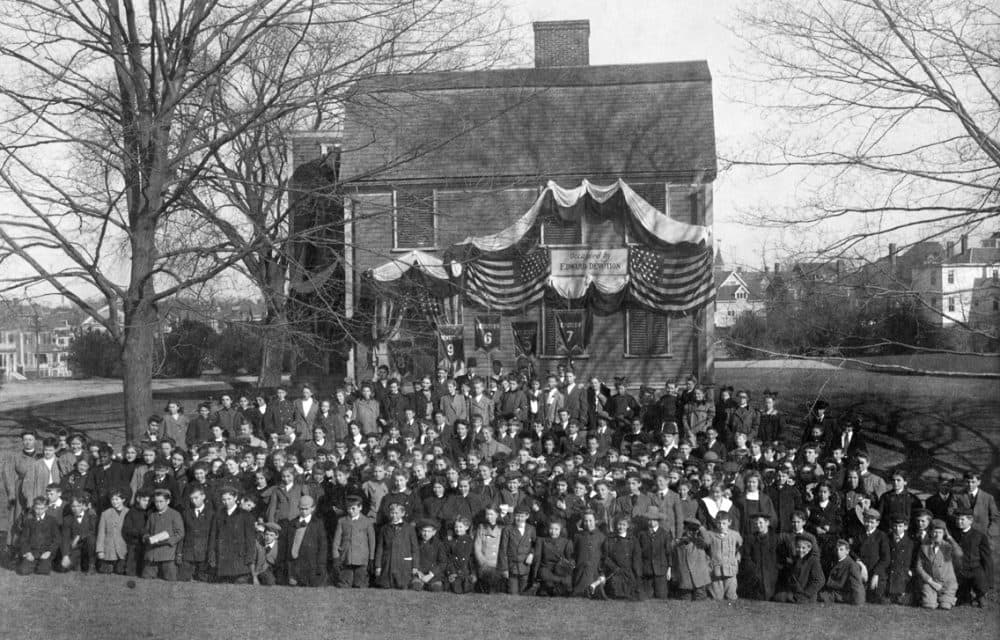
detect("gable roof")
[947,247,1000,265]
[341,61,716,186]
[716,284,747,301]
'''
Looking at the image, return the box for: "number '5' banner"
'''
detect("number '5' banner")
[474,315,501,352]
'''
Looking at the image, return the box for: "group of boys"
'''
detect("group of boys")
[1,368,995,610]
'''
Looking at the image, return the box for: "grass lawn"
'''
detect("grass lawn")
[1,570,997,640]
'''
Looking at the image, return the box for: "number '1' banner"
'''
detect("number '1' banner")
[474,315,501,352]
[438,325,464,364]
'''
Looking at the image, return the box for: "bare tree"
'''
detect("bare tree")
[0,0,514,441]
[721,0,999,358]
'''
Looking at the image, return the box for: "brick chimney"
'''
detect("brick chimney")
[888,243,897,270]
[774,263,780,274]
[533,20,590,68]
[960,234,968,255]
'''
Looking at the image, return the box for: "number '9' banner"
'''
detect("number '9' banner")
[474,315,501,352]
[438,325,465,364]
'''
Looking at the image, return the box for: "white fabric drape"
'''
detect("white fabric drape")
[458,179,710,252]
[548,274,629,299]
[370,249,452,282]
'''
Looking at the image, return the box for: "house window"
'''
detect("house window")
[948,297,955,312]
[993,299,999,311]
[931,272,937,285]
[625,308,670,357]
[947,270,954,284]
[631,183,667,213]
[541,303,590,357]
[393,189,436,249]
[541,216,583,246]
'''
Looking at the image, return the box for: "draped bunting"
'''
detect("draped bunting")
[366,179,715,317]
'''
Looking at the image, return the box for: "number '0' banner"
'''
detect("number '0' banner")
[438,325,464,364]
[474,315,501,352]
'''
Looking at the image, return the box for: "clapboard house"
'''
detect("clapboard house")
[340,20,717,386]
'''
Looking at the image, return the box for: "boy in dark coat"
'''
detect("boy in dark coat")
[851,508,891,603]
[209,487,257,583]
[739,512,781,600]
[885,515,915,604]
[636,506,672,600]
[17,497,61,575]
[280,494,327,586]
[774,535,825,603]
[178,485,214,581]
[59,494,97,572]
[122,489,150,576]
[498,505,537,595]
[411,518,447,591]
[446,516,476,594]
[819,539,865,604]
[953,508,993,607]
[375,502,419,589]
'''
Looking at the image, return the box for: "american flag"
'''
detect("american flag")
[628,246,715,312]
[463,247,549,312]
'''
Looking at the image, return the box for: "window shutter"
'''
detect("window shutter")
[631,183,667,212]
[542,306,557,356]
[628,309,649,355]
[542,216,582,245]
[650,313,669,354]
[667,184,698,223]
[395,189,435,248]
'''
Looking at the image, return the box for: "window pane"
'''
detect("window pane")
[631,183,666,212]
[627,308,669,356]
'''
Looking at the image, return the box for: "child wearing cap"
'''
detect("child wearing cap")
[851,508,890,603]
[706,510,742,600]
[411,518,446,592]
[331,495,376,588]
[914,519,963,610]
[498,505,536,595]
[672,518,712,600]
[885,515,915,605]
[637,506,672,600]
[818,539,865,604]
[254,522,281,585]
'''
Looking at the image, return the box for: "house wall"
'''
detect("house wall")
[350,180,714,387]
[912,263,1000,326]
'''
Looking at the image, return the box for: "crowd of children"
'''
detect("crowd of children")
[1,365,996,610]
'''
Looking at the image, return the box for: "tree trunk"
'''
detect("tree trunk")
[258,317,286,389]
[121,302,156,443]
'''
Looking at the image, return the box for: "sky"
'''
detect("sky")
[1,0,986,305]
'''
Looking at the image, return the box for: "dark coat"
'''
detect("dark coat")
[210,507,257,577]
[637,526,672,576]
[852,528,891,579]
[779,553,825,602]
[739,531,781,600]
[375,521,419,588]
[571,528,605,594]
[415,535,448,578]
[20,512,61,555]
[180,505,214,563]
[823,556,865,604]
[446,534,475,578]
[767,483,805,533]
[60,512,97,557]
[955,527,993,585]
[886,534,915,596]
[498,524,537,576]
[280,517,328,586]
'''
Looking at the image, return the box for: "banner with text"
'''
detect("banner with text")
[474,315,501,352]
[549,248,629,298]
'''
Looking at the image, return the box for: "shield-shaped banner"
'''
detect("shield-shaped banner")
[511,320,538,357]
[474,314,501,352]
[554,310,587,356]
[438,325,465,364]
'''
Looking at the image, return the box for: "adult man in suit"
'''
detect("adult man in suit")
[178,485,214,581]
[542,375,565,427]
[561,371,588,427]
[21,438,61,508]
[209,487,257,584]
[332,495,376,588]
[281,494,327,586]
[827,416,868,459]
[213,394,242,437]
[948,471,999,537]
[292,384,319,438]
[648,472,684,541]
[251,394,281,439]
[586,377,611,430]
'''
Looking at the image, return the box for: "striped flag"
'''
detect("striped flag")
[628,246,715,312]
[463,247,549,312]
